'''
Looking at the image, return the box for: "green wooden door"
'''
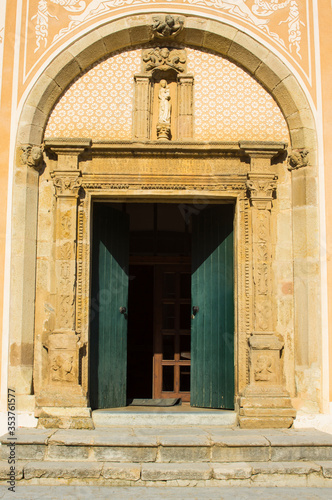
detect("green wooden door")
[90,204,129,409]
[191,204,234,409]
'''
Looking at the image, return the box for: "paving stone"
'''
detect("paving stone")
[49,428,157,447]
[102,463,141,480]
[0,462,23,480]
[24,461,102,479]
[212,462,252,479]
[0,429,55,445]
[141,463,211,481]
[209,433,269,447]
[92,446,157,463]
[211,445,269,462]
[158,445,210,463]
[266,429,332,446]
[158,433,210,446]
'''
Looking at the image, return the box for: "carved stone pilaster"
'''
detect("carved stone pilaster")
[238,172,296,428]
[36,143,91,427]
[177,75,194,139]
[133,74,152,140]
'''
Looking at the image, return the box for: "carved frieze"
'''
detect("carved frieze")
[152,15,184,39]
[142,47,186,73]
[21,144,44,171]
[288,149,309,170]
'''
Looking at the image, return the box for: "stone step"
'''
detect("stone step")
[2,427,332,465]
[1,460,332,486]
[92,407,238,427]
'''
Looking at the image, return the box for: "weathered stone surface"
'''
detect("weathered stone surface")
[0,428,54,445]
[211,445,269,463]
[141,463,211,481]
[317,462,332,478]
[1,444,46,461]
[251,461,321,475]
[212,462,252,479]
[102,462,141,480]
[92,446,157,463]
[0,462,23,480]
[47,445,90,461]
[24,461,102,479]
[159,446,210,463]
[271,446,332,462]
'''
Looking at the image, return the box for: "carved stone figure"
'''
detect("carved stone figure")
[158,80,171,124]
[288,149,309,170]
[152,15,184,38]
[21,144,43,171]
[157,80,171,140]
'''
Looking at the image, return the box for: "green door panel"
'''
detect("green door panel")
[191,204,234,409]
[90,204,129,409]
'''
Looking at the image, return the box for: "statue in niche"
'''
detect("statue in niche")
[158,80,171,123]
[157,80,171,140]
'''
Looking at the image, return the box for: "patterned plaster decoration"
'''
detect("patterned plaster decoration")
[30,0,304,60]
[142,47,186,73]
[45,47,289,142]
[32,0,86,52]
[288,149,309,170]
[152,15,184,38]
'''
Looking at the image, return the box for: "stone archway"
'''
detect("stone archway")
[11,14,320,426]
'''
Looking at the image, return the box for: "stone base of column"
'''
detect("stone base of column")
[237,388,296,429]
[35,406,94,430]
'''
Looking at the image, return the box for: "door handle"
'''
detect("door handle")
[192,306,199,319]
[119,307,127,314]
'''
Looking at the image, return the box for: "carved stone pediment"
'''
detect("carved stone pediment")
[142,47,187,74]
[152,15,184,39]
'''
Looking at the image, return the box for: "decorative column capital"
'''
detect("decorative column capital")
[21,144,44,171]
[51,170,82,198]
[246,173,277,210]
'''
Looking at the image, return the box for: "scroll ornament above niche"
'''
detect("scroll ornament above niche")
[142,47,187,74]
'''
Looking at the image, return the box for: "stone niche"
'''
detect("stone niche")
[133,46,194,141]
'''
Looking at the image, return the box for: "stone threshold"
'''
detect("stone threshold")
[92,406,238,427]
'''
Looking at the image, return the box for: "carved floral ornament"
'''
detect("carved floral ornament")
[21,144,44,171]
[246,176,278,202]
[142,47,186,74]
[51,171,82,197]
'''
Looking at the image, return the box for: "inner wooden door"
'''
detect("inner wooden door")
[153,262,191,401]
